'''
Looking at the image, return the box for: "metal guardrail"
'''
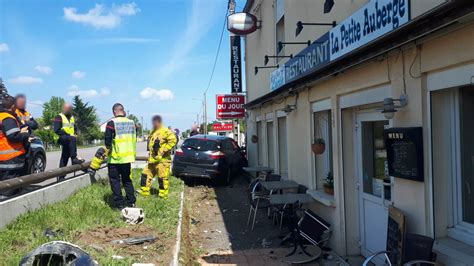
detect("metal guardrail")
[0,156,149,193]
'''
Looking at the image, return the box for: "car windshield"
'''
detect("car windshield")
[182,139,220,151]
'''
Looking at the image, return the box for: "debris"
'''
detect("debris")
[43,228,63,239]
[261,238,271,248]
[222,209,227,213]
[20,241,98,266]
[111,235,157,245]
[232,209,239,212]
[191,217,200,225]
[112,255,125,260]
[121,207,145,224]
[88,244,105,253]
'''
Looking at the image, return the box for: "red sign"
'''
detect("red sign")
[216,94,245,119]
[213,123,233,132]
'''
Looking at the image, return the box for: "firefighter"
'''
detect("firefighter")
[105,103,137,209]
[14,94,38,132]
[54,103,84,180]
[138,115,177,199]
[0,95,31,196]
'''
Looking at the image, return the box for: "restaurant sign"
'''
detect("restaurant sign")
[330,0,410,60]
[270,33,330,91]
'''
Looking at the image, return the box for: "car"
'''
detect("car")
[26,137,47,174]
[172,135,248,185]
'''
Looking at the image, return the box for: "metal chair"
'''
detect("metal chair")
[246,181,271,231]
[265,174,282,182]
[274,184,309,232]
[362,233,437,266]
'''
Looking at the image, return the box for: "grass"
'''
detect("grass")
[0,168,184,265]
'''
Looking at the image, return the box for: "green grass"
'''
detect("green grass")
[0,168,183,265]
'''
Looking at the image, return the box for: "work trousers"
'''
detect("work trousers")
[108,163,136,207]
[0,168,22,197]
[141,161,171,198]
[58,135,78,180]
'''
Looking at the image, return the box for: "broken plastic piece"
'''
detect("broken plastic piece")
[20,241,98,266]
[121,207,145,224]
[111,235,157,245]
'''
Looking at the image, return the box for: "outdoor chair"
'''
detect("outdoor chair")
[362,233,436,266]
[274,184,309,232]
[246,181,272,231]
[281,209,331,264]
[265,174,282,182]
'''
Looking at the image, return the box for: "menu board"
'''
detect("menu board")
[387,206,406,265]
[384,127,424,182]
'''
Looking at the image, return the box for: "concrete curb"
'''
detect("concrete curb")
[0,169,107,229]
[171,186,185,266]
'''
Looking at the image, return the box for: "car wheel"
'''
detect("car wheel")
[29,153,46,174]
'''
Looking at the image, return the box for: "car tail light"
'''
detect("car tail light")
[175,148,184,156]
[210,151,225,160]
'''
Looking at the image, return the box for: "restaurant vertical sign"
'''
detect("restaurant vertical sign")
[230,35,242,93]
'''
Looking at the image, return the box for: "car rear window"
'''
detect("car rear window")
[182,139,219,151]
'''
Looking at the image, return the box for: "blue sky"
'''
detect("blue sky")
[0,0,246,131]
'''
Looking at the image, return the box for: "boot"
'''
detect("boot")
[72,157,85,165]
[137,186,150,196]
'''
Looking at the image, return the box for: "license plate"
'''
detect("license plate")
[186,166,202,173]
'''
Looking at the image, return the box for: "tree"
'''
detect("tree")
[41,96,65,127]
[72,95,102,143]
[127,113,142,137]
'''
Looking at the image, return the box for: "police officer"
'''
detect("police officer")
[0,95,31,196]
[105,103,137,208]
[138,115,177,199]
[14,94,38,132]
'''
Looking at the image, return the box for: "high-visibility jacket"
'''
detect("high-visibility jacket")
[0,112,26,169]
[147,126,177,164]
[59,113,75,136]
[15,109,31,125]
[108,117,136,164]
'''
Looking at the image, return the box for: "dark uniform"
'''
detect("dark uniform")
[0,110,29,196]
[105,115,137,208]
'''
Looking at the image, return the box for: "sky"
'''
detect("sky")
[0,0,246,131]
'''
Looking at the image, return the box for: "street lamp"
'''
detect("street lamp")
[295,21,337,37]
[264,55,293,66]
[277,41,311,54]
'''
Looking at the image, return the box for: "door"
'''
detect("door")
[356,111,392,259]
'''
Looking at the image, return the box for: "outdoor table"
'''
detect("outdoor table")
[268,193,314,205]
[260,180,299,192]
[243,166,273,178]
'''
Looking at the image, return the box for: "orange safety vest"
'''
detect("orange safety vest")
[0,112,26,162]
[15,109,31,125]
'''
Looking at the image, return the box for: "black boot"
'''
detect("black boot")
[71,157,85,165]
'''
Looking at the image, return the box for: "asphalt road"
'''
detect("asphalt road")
[45,141,148,171]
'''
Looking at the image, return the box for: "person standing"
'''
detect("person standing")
[138,115,177,199]
[0,95,31,197]
[14,94,38,132]
[105,103,137,209]
[54,103,84,180]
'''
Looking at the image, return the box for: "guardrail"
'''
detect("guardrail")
[0,156,150,193]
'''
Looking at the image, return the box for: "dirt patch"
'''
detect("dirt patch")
[75,225,172,264]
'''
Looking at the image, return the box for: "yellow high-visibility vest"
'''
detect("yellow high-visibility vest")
[108,117,136,164]
[59,113,75,136]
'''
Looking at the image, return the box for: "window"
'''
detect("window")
[182,139,219,151]
[313,110,333,189]
[276,17,285,55]
[278,116,288,176]
[257,121,263,165]
[432,86,474,245]
[267,121,275,169]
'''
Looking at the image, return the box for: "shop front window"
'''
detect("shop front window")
[313,110,333,190]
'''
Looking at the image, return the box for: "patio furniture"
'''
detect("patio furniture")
[280,208,331,264]
[265,174,282,182]
[246,180,272,231]
[243,166,273,178]
[260,180,299,192]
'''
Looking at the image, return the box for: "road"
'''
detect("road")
[45,141,148,171]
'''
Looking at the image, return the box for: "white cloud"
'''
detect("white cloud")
[0,43,9,53]
[140,87,174,101]
[67,85,111,99]
[72,71,86,79]
[27,100,44,109]
[9,76,43,85]
[63,3,140,29]
[159,0,221,79]
[34,65,53,75]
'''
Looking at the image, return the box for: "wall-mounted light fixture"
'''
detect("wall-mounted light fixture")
[324,0,335,14]
[295,21,337,37]
[255,65,279,75]
[277,41,311,54]
[380,94,408,119]
[264,55,293,65]
[282,104,297,114]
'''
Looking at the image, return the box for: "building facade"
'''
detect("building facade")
[243,0,474,264]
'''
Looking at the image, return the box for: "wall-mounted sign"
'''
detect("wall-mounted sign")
[230,36,243,93]
[212,123,233,132]
[384,127,424,182]
[216,94,245,119]
[227,12,258,35]
[330,0,410,60]
[270,33,330,91]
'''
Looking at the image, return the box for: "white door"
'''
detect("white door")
[355,111,392,259]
